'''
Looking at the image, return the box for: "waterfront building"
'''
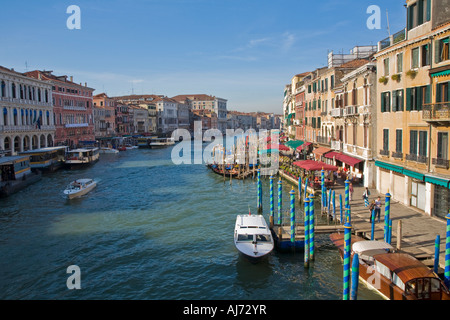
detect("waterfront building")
[373,0,450,218]
[172,94,228,133]
[292,73,310,141]
[331,60,377,187]
[93,93,116,138]
[282,84,294,138]
[129,105,152,135]
[191,109,218,133]
[154,96,179,135]
[0,66,54,155]
[226,111,256,131]
[26,70,95,148]
[177,102,191,131]
[115,103,133,136]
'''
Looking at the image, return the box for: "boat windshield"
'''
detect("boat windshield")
[255,234,270,242]
[237,234,253,242]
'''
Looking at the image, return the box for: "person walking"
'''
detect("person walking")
[362,187,370,207]
[374,196,382,223]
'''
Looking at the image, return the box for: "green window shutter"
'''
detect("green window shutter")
[418,0,424,25]
[436,83,441,103]
[425,85,431,104]
[392,91,397,112]
[435,40,441,64]
[406,88,412,110]
[448,81,450,102]
[381,93,385,112]
[399,89,404,111]
[426,0,431,21]
[407,6,412,30]
[418,86,423,110]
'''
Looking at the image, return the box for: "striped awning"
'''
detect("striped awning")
[425,174,450,188]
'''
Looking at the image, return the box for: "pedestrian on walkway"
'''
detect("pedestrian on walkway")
[363,187,370,207]
[374,196,382,223]
[349,183,354,201]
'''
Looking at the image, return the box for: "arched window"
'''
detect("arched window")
[20,84,24,99]
[13,108,18,126]
[2,108,7,125]
[0,81,5,97]
[46,111,50,125]
[38,88,41,102]
[45,89,49,103]
[11,83,16,98]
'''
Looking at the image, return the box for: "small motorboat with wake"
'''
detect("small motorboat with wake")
[64,178,97,199]
[234,213,274,262]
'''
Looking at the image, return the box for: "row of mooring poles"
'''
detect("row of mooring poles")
[342,216,360,300]
[304,192,315,268]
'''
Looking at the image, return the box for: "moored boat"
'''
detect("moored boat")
[65,148,100,169]
[63,178,97,199]
[234,214,274,262]
[18,146,68,172]
[149,137,175,148]
[0,155,42,197]
[99,147,119,154]
[330,233,450,300]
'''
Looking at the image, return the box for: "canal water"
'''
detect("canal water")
[0,143,382,300]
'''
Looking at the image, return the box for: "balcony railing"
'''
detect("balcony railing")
[0,124,55,132]
[432,158,450,169]
[330,108,344,118]
[406,153,428,164]
[380,149,389,156]
[391,151,403,159]
[422,102,450,122]
[331,140,343,151]
[316,135,330,146]
[344,105,357,116]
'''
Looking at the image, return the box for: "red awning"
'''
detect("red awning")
[267,144,290,151]
[293,160,338,171]
[313,147,332,156]
[297,142,311,151]
[324,152,363,167]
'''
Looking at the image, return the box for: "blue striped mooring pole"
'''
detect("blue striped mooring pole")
[339,194,343,224]
[257,169,261,213]
[304,197,310,268]
[351,253,360,300]
[277,178,282,225]
[332,190,336,221]
[343,216,352,300]
[435,235,441,275]
[384,190,391,242]
[309,194,315,261]
[445,212,450,287]
[371,209,375,241]
[269,176,274,227]
[298,176,302,203]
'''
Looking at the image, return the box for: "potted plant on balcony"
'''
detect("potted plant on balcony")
[391,73,401,82]
[378,76,388,85]
[406,69,417,79]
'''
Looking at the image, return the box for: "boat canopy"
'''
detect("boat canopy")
[352,241,394,255]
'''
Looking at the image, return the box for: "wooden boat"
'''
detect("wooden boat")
[65,148,100,169]
[63,178,97,199]
[18,146,68,172]
[330,233,450,300]
[234,214,274,262]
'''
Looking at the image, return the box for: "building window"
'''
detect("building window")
[392,89,404,112]
[412,47,420,69]
[437,132,449,160]
[395,129,403,152]
[419,131,427,158]
[383,129,389,152]
[381,92,391,112]
[409,130,418,156]
[407,0,430,30]
[383,58,390,76]
[396,53,403,73]
[406,86,430,111]
[436,82,449,103]
[421,44,430,66]
[435,37,449,64]
[0,81,5,97]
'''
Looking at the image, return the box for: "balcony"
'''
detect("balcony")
[0,124,55,133]
[379,149,389,156]
[330,108,344,118]
[65,123,89,128]
[391,151,403,159]
[344,105,357,116]
[331,140,343,151]
[406,153,428,164]
[316,135,330,146]
[422,102,450,123]
[63,105,87,111]
[432,158,450,169]
[358,105,371,115]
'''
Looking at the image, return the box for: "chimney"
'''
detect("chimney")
[85,82,87,87]
[70,76,73,82]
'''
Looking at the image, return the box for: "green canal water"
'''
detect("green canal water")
[0,143,382,300]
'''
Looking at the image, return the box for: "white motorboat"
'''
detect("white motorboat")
[99,147,119,154]
[64,178,97,199]
[234,214,274,261]
[149,137,175,148]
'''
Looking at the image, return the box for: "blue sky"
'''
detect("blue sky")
[0,0,406,113]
